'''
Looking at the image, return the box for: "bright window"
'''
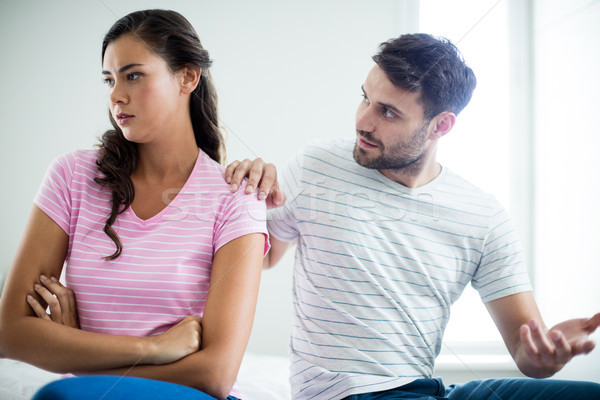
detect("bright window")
[419,0,512,345]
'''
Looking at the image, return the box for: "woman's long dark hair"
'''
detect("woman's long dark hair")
[95,9,223,260]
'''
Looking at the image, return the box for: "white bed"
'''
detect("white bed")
[0,352,291,400]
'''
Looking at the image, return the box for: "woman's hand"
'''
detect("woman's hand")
[28,275,79,329]
[28,274,201,366]
[146,316,202,365]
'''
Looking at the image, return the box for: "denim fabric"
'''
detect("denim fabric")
[344,377,600,400]
[32,375,240,400]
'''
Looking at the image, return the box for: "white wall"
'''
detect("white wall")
[533,0,600,382]
[0,0,410,357]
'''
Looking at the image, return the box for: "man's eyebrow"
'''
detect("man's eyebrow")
[380,101,404,117]
[362,85,405,117]
[102,63,144,75]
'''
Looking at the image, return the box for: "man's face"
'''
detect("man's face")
[353,65,433,175]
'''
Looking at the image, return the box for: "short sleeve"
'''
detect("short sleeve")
[471,204,532,302]
[34,152,77,234]
[213,182,269,255]
[267,148,305,243]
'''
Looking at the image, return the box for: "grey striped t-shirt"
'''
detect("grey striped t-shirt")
[268,138,531,400]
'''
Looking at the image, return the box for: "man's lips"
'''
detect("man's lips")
[358,135,378,149]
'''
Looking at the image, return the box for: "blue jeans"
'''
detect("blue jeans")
[32,375,240,400]
[344,377,600,400]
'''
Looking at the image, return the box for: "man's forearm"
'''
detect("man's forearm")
[514,344,562,379]
[264,233,293,269]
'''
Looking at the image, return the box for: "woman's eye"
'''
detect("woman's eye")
[102,78,114,86]
[127,73,140,81]
[361,93,369,103]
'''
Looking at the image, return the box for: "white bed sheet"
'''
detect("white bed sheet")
[0,352,291,400]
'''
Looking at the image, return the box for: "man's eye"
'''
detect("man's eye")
[383,108,396,119]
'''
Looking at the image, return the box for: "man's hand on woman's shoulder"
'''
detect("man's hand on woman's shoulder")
[225,158,285,209]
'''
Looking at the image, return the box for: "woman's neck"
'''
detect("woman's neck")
[133,131,199,184]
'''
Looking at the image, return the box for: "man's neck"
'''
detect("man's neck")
[378,161,442,189]
[377,145,441,188]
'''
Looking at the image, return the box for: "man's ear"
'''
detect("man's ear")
[428,111,456,141]
[180,66,202,94]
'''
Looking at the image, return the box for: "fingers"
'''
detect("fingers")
[249,162,282,204]
[55,278,79,328]
[246,159,266,195]
[573,340,595,355]
[33,276,62,323]
[520,323,542,366]
[227,159,255,192]
[569,339,594,356]
[549,330,571,365]
[521,320,575,369]
[42,276,74,318]
[266,185,286,209]
[224,160,239,185]
[30,275,79,327]
[225,158,285,206]
[26,294,51,320]
[176,316,202,353]
[585,312,600,333]
[149,316,202,364]
[528,320,557,366]
[254,162,276,198]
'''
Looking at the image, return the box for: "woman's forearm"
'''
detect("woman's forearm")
[93,344,240,400]
[0,316,153,373]
[0,206,197,372]
[0,313,201,374]
[103,234,268,399]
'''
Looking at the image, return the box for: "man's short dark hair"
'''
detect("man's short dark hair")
[373,33,477,120]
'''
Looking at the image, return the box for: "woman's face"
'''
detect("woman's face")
[102,33,186,144]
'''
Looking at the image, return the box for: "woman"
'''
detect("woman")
[0,9,268,400]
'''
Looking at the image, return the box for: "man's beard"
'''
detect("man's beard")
[353,123,429,176]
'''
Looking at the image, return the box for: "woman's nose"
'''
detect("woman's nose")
[109,81,128,105]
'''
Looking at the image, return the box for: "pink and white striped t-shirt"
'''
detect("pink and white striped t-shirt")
[34,149,268,339]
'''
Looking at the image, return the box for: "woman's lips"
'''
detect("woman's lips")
[116,113,134,126]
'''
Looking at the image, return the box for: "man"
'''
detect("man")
[226,33,600,399]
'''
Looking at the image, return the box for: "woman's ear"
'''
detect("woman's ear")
[180,66,202,94]
[429,111,456,141]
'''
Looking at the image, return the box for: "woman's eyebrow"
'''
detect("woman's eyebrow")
[102,63,144,75]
